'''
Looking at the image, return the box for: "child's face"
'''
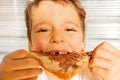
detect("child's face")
[30,1,84,53]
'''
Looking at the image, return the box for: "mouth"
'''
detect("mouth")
[30,50,71,55]
[30,50,92,58]
[48,51,70,55]
[30,50,81,56]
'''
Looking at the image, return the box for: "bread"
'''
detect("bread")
[30,51,90,80]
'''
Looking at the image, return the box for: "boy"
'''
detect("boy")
[0,0,120,80]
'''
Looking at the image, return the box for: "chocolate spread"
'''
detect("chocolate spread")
[39,52,88,72]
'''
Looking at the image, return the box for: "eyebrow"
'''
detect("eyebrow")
[65,21,82,28]
[32,21,50,30]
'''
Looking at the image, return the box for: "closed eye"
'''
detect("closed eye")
[65,28,76,32]
[36,29,50,33]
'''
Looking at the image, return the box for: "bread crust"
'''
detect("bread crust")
[30,52,89,80]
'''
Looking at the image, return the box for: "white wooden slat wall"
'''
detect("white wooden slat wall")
[0,0,120,55]
[0,0,28,54]
[81,0,120,50]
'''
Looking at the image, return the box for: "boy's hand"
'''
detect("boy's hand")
[0,49,42,80]
[89,42,120,80]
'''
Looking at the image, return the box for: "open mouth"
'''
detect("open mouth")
[30,50,71,55]
[30,50,92,57]
[48,51,70,55]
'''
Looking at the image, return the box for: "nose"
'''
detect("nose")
[50,31,65,44]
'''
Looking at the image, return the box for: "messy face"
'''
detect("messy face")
[30,1,84,54]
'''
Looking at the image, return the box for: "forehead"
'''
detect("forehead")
[31,1,81,26]
[31,1,76,13]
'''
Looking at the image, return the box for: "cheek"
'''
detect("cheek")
[31,38,45,51]
[68,34,84,52]
[72,39,83,48]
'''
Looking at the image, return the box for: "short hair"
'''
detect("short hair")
[25,0,86,42]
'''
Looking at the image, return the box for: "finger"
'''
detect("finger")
[103,42,119,55]
[4,69,42,80]
[4,49,32,59]
[22,76,38,80]
[93,42,117,60]
[4,58,39,71]
[89,57,112,69]
[104,42,120,57]
[90,67,108,79]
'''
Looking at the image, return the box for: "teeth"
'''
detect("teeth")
[64,52,66,54]
[59,52,65,54]
[50,52,55,55]
[59,52,62,54]
[50,51,69,55]
[53,52,56,55]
